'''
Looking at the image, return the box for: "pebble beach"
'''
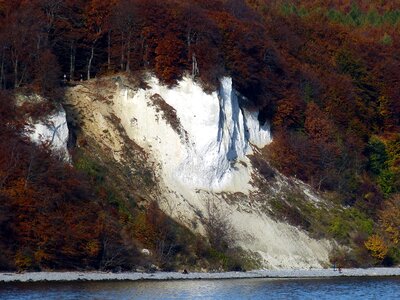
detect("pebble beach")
[1,268,400,283]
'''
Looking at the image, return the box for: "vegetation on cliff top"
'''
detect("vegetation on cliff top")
[0,0,399,269]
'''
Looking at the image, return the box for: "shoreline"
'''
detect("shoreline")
[1,268,400,283]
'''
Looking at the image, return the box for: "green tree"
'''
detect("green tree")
[367,137,388,175]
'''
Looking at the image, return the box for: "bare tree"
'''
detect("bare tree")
[110,0,139,72]
[204,199,234,252]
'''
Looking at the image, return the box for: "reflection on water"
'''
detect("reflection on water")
[1,276,400,300]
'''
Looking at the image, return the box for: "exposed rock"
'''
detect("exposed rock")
[27,107,70,161]
[64,75,334,269]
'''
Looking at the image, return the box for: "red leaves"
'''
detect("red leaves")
[0,96,103,269]
[273,91,305,129]
[155,33,186,85]
[305,102,336,144]
[270,103,341,189]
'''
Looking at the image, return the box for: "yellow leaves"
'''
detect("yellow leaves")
[364,234,388,260]
[385,225,399,245]
[85,240,100,257]
[132,211,154,247]
[385,135,400,175]
[14,251,32,270]
[377,96,390,119]
[34,249,51,264]
[379,195,400,245]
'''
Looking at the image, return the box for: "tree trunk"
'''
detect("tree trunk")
[192,52,199,79]
[187,28,191,62]
[25,151,35,190]
[18,65,27,87]
[37,35,41,50]
[14,58,18,88]
[87,44,95,80]
[126,32,131,72]
[0,49,4,89]
[120,32,125,71]
[107,30,111,70]
[0,143,18,189]
[140,33,146,67]
[70,42,75,80]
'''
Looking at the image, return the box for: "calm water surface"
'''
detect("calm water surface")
[1,277,400,299]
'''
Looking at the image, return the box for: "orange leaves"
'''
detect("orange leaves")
[0,110,104,269]
[85,0,116,39]
[364,234,388,260]
[267,130,306,179]
[14,250,33,270]
[133,202,167,249]
[269,102,342,189]
[379,195,400,245]
[305,102,336,144]
[273,93,305,129]
[361,195,400,263]
[155,33,186,85]
[209,9,268,100]
[133,211,154,247]
[85,240,101,257]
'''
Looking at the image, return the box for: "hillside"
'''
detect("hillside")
[0,0,399,271]
[63,74,337,269]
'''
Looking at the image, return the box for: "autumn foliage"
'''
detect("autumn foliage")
[0,91,122,270]
[364,234,388,261]
[0,0,400,269]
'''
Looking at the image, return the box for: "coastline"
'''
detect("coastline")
[1,268,400,283]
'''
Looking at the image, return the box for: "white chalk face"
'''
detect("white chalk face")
[109,75,331,269]
[28,108,70,161]
[116,76,272,192]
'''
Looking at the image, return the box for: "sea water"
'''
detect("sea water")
[1,277,399,299]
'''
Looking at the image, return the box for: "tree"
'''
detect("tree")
[379,195,400,245]
[155,33,185,85]
[304,102,340,189]
[110,0,140,72]
[60,0,86,80]
[364,234,388,261]
[36,0,65,48]
[31,49,61,96]
[83,0,116,79]
[1,2,42,88]
[204,199,234,253]
[179,3,221,85]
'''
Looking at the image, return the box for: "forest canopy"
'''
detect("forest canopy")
[0,0,399,269]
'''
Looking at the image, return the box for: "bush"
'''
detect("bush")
[367,137,388,175]
[273,198,311,230]
[329,208,373,242]
[381,33,393,46]
[75,156,105,183]
[364,234,388,261]
[204,200,234,253]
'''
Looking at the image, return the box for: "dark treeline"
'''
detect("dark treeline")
[0,0,400,268]
[0,0,269,97]
[0,0,399,127]
[0,89,214,271]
